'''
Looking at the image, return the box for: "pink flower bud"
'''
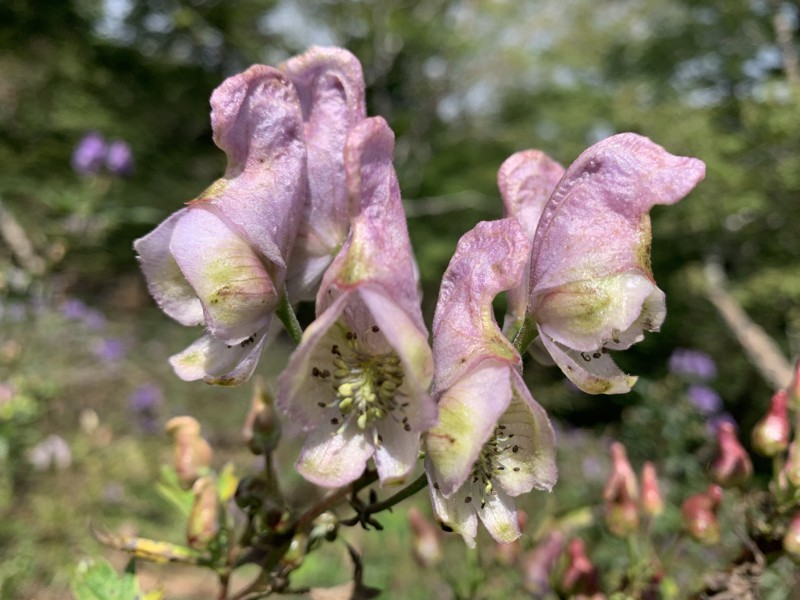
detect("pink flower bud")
[560,538,599,596]
[407,507,443,568]
[641,461,664,517]
[186,476,220,550]
[681,484,723,545]
[783,512,800,560]
[752,389,790,457]
[165,416,213,489]
[520,531,564,595]
[603,442,639,536]
[711,422,752,488]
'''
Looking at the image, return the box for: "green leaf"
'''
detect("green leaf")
[155,465,195,517]
[71,558,139,600]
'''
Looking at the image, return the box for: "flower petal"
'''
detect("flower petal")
[498,151,565,333]
[538,333,637,394]
[133,209,204,326]
[425,360,512,497]
[477,489,521,544]
[319,117,421,328]
[426,463,479,548]
[206,65,306,275]
[360,285,435,431]
[170,207,276,345]
[374,420,420,486]
[528,133,704,351]
[276,293,349,428]
[169,327,270,386]
[534,272,664,353]
[296,421,374,488]
[282,47,366,300]
[432,219,530,393]
[496,373,557,495]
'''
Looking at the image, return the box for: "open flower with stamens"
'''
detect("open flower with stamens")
[280,47,367,301]
[424,219,556,547]
[278,117,435,488]
[515,134,705,394]
[134,66,306,385]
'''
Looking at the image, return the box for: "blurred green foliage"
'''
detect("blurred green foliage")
[1,0,800,597]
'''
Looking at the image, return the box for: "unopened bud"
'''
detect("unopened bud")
[407,507,442,568]
[641,461,664,517]
[752,390,790,457]
[186,476,220,550]
[560,538,599,596]
[710,422,752,488]
[165,416,213,489]
[603,442,639,537]
[242,376,281,455]
[783,512,800,560]
[520,531,564,595]
[495,510,528,566]
[281,533,307,570]
[681,484,723,545]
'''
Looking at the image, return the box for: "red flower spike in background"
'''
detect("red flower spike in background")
[682,484,723,545]
[752,389,790,457]
[603,441,639,537]
[641,461,664,518]
[711,422,752,488]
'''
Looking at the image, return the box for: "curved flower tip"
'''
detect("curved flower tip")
[278,117,434,488]
[498,150,565,334]
[527,133,705,394]
[281,47,367,301]
[135,66,306,385]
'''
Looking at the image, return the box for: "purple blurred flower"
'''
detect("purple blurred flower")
[93,338,127,363]
[82,308,107,330]
[61,299,90,320]
[72,132,107,176]
[687,384,722,415]
[106,140,135,177]
[669,348,717,381]
[129,383,163,412]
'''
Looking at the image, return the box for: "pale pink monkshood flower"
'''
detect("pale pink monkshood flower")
[134,66,307,385]
[277,117,436,488]
[280,47,367,301]
[424,219,557,548]
[504,135,705,393]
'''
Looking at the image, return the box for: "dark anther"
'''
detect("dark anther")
[371,325,380,333]
[331,418,339,425]
[512,445,519,453]
[464,496,472,503]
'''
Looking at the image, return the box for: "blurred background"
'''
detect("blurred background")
[1,0,799,597]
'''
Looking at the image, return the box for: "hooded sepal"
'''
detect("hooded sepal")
[281,47,367,300]
[498,151,565,336]
[527,133,705,393]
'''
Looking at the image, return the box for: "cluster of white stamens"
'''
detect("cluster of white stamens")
[463,424,521,509]
[311,326,408,442]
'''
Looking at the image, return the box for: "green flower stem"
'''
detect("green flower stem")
[512,314,539,355]
[276,289,303,344]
